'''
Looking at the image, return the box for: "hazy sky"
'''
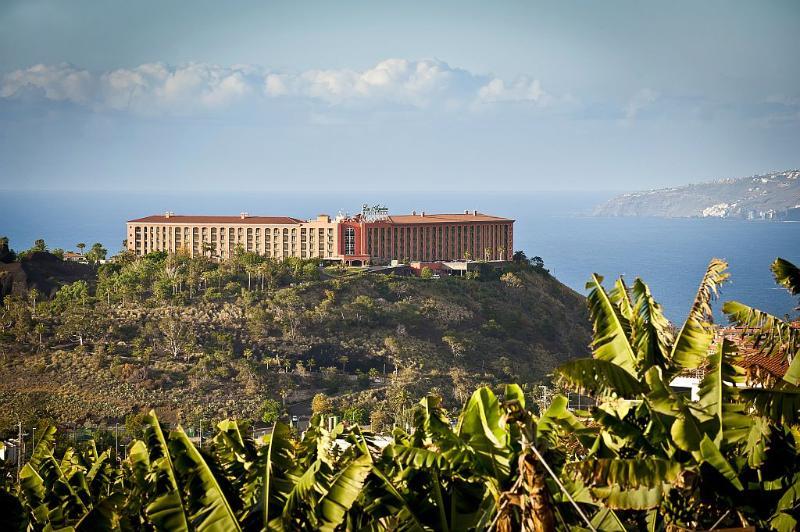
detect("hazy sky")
[1,0,798,192]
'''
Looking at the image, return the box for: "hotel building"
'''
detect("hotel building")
[126,210,514,265]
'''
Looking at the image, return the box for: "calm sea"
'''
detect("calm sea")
[1,190,797,323]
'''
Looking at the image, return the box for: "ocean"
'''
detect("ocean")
[1,190,797,324]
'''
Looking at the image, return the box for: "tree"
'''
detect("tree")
[28,287,40,316]
[157,312,193,359]
[259,398,282,424]
[0,236,16,263]
[3,295,33,343]
[420,266,434,279]
[278,379,296,407]
[337,355,349,372]
[34,321,46,348]
[202,241,215,259]
[271,290,304,340]
[76,242,86,255]
[301,262,320,281]
[349,295,375,322]
[56,304,101,346]
[311,393,333,415]
[442,334,467,358]
[500,271,523,288]
[52,280,89,311]
[342,405,366,424]
[52,281,101,346]
[369,408,390,432]
[512,250,528,263]
[531,255,545,269]
[85,242,107,263]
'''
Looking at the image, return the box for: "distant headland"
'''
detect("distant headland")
[594,170,800,221]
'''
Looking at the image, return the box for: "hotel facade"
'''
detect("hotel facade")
[126,209,514,265]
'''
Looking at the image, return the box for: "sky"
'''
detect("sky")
[0,0,798,192]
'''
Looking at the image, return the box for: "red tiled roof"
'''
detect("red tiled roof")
[128,215,304,225]
[383,213,514,225]
[717,326,790,379]
[738,352,788,378]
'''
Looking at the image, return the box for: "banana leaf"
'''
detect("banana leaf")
[142,410,190,532]
[631,278,673,371]
[316,453,372,532]
[772,258,800,296]
[555,358,648,399]
[585,274,637,375]
[670,259,727,372]
[168,427,242,531]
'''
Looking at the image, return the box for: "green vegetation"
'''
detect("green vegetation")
[1,257,799,530]
[0,239,588,433]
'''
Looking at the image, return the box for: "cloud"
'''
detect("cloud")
[1,59,548,115]
[0,63,96,104]
[624,88,659,121]
[265,59,485,109]
[477,77,546,104]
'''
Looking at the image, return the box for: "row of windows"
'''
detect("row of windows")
[364,223,510,262]
[130,225,335,258]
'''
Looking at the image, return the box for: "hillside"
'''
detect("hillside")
[0,251,95,299]
[594,169,800,220]
[0,252,590,432]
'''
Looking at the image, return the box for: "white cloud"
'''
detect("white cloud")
[624,88,659,121]
[0,63,96,104]
[265,59,483,108]
[477,77,546,104]
[0,59,549,115]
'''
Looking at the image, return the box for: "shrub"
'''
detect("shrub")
[259,398,282,424]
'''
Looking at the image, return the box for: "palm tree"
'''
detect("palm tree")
[76,242,86,255]
[28,287,39,316]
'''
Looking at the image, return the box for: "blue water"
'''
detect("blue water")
[0,190,797,323]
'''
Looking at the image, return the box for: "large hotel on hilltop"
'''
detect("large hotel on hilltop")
[126,207,514,266]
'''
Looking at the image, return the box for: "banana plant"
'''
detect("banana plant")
[724,258,800,389]
[554,258,800,530]
[15,424,124,531]
[5,257,800,531]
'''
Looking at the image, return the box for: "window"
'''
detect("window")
[344,226,356,255]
